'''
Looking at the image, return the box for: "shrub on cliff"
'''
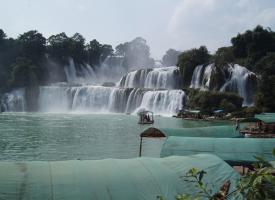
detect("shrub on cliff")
[177,46,211,87]
[186,89,243,114]
[254,53,275,112]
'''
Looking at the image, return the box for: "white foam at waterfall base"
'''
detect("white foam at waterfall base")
[38,86,71,113]
[38,85,185,116]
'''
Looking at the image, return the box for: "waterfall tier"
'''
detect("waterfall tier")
[190,63,257,106]
[118,66,181,89]
[0,89,26,112]
[190,64,214,90]
[38,86,186,115]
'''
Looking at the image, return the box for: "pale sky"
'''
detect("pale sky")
[1,0,275,59]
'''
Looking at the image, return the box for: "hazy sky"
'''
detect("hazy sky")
[1,0,275,59]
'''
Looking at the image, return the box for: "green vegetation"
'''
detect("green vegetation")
[177,46,210,87]
[177,25,275,112]
[115,37,154,68]
[186,89,243,114]
[159,150,275,200]
[1,25,275,112]
[162,49,181,67]
[0,29,153,100]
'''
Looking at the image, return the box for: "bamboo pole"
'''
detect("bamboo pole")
[139,137,143,157]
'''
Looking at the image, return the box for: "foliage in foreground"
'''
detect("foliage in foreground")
[158,149,275,200]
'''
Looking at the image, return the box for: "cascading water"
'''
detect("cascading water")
[64,58,98,85]
[136,90,185,115]
[220,64,256,106]
[190,63,256,106]
[2,56,186,115]
[190,65,204,89]
[118,66,181,89]
[190,64,214,90]
[38,85,186,115]
[0,89,26,112]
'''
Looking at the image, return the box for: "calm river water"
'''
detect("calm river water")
[0,113,231,161]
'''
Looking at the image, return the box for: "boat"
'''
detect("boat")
[240,113,275,138]
[138,110,154,125]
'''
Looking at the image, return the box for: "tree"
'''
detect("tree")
[86,39,114,67]
[115,37,154,69]
[100,44,113,61]
[213,47,235,67]
[69,33,86,63]
[18,30,46,63]
[9,57,40,87]
[115,43,128,56]
[47,32,71,63]
[186,89,243,114]
[0,29,6,45]
[177,46,210,87]
[162,49,181,67]
[254,53,275,111]
[231,25,275,68]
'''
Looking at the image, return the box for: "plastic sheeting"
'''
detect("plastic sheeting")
[156,126,240,138]
[0,154,240,200]
[255,113,275,124]
[161,137,275,166]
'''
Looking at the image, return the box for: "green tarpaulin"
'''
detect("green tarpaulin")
[255,113,275,124]
[0,155,240,200]
[141,126,241,138]
[161,137,275,166]
[157,126,240,138]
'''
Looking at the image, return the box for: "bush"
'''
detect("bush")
[186,89,243,114]
[219,99,236,113]
[177,46,211,87]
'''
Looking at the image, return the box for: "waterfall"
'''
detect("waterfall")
[190,65,204,89]
[64,58,98,85]
[38,85,185,115]
[135,90,185,115]
[1,57,185,115]
[220,64,256,106]
[118,66,180,89]
[190,64,214,90]
[202,64,214,90]
[190,63,256,106]
[0,89,26,112]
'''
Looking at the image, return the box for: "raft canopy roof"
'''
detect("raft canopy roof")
[160,136,275,166]
[140,126,240,138]
[213,109,224,113]
[184,109,200,114]
[255,113,275,124]
[137,110,153,115]
[0,154,240,200]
